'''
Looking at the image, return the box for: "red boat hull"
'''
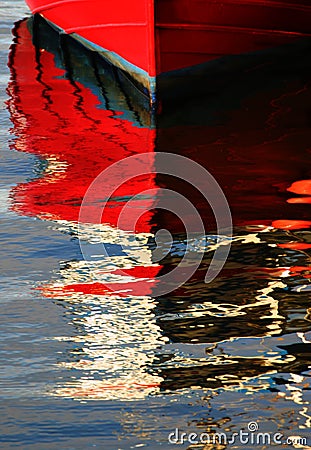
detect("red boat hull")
[24,0,311,99]
[156,0,311,72]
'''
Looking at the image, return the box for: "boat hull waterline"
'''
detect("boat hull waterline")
[24,0,311,103]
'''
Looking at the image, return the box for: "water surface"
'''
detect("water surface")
[0,3,311,449]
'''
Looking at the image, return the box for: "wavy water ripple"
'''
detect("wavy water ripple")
[0,7,310,450]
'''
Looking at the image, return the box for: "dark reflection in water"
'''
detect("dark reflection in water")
[6,15,311,447]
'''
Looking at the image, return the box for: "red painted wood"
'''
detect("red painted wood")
[156,0,311,72]
[24,0,311,78]
[25,0,156,76]
[156,26,308,73]
[156,0,311,32]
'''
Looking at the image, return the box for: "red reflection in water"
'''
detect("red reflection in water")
[155,114,311,232]
[39,265,161,298]
[7,18,311,303]
[7,20,157,233]
[287,179,311,204]
[7,19,164,302]
[278,242,311,250]
[272,220,311,230]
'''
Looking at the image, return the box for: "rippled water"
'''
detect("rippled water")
[1,3,311,449]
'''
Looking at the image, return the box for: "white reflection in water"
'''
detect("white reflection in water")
[53,294,165,400]
[44,222,166,400]
[39,220,311,407]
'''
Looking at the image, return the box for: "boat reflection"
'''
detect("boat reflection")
[7,17,311,404]
[8,17,164,399]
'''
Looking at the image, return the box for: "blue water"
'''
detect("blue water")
[1,2,311,449]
